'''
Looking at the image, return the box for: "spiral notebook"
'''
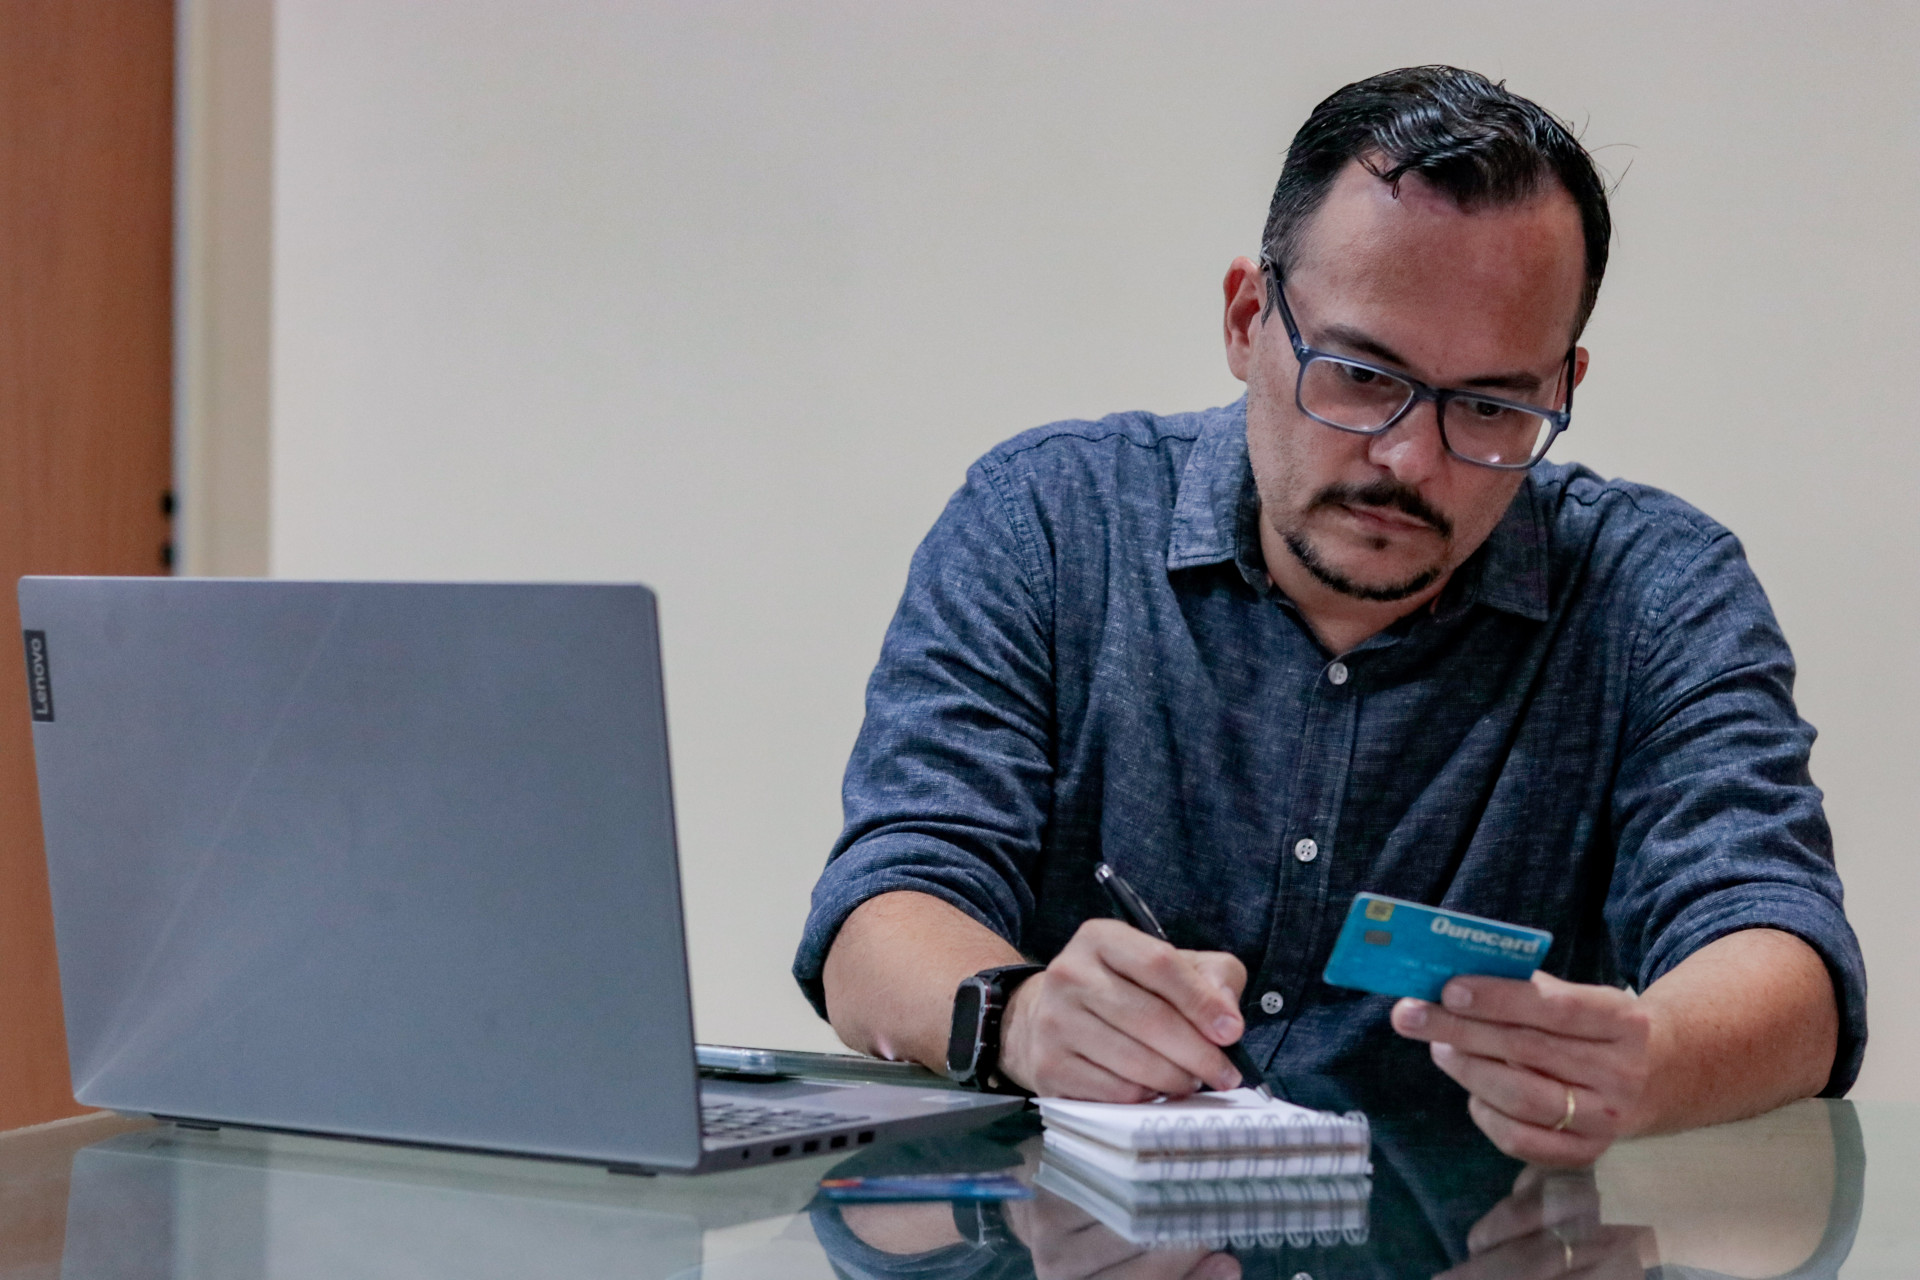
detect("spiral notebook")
[1036,1088,1371,1182]
[1034,1153,1372,1250]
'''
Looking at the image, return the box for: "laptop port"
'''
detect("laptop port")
[830,1135,847,1149]
[802,1139,819,1153]
[857,1131,875,1145]
[771,1144,791,1158]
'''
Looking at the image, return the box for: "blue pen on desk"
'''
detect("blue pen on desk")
[1093,862,1275,1101]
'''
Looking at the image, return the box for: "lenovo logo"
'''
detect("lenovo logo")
[22,630,53,722]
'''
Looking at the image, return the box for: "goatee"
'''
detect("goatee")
[1281,479,1451,603]
[1283,529,1442,601]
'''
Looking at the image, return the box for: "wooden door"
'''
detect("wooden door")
[0,2,175,1129]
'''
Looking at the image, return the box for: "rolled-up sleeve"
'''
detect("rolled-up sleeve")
[1607,530,1868,1094]
[792,459,1055,1019]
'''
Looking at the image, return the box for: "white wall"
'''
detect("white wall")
[256,0,1919,1096]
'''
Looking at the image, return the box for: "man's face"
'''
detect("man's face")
[1230,161,1589,604]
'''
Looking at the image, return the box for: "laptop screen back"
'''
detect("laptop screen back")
[21,579,703,1169]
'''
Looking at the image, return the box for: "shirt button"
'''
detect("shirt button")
[1259,990,1285,1016]
[1293,837,1318,863]
[1326,661,1349,686]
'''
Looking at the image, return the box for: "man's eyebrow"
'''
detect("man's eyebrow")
[1317,323,1546,395]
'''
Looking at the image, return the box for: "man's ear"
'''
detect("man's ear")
[1223,256,1267,382]
[1572,346,1591,389]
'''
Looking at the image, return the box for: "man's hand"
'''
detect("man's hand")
[1438,1165,1657,1280]
[1389,929,1839,1166]
[1012,1181,1240,1280]
[1391,971,1650,1166]
[998,918,1249,1100]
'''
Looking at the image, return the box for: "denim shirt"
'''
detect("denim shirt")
[795,400,1867,1093]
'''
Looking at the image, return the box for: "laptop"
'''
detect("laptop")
[20,578,1020,1173]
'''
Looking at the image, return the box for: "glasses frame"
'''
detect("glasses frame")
[1262,258,1575,472]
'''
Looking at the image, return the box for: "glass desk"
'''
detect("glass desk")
[0,1068,1912,1279]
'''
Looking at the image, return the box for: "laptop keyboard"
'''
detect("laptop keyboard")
[701,1099,866,1143]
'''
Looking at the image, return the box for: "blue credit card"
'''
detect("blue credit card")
[1321,893,1553,1002]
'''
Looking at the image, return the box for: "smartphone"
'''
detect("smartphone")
[695,1044,953,1085]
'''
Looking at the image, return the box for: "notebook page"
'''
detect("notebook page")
[1041,1126,1374,1182]
[1036,1088,1367,1152]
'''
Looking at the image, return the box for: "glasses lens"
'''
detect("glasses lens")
[1444,396,1556,467]
[1298,356,1415,430]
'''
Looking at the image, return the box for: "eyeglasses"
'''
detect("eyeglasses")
[1262,259,1574,471]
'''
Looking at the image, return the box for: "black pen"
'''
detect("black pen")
[1093,861,1274,1100]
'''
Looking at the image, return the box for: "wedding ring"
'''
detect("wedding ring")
[1552,1087,1577,1133]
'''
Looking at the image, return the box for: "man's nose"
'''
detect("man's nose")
[1364,397,1448,484]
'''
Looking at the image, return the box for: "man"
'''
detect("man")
[793,66,1866,1165]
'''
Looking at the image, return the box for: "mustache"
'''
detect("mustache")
[1309,480,1453,539]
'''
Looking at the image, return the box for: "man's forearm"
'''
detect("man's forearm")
[820,890,1023,1071]
[1635,928,1838,1133]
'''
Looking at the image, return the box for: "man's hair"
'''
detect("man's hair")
[1262,66,1612,336]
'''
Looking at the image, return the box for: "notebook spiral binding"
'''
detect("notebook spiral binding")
[1129,1109,1371,1179]
[1142,1175,1372,1249]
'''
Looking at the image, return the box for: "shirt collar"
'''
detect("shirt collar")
[1166,400,1255,573]
[1164,398,1550,622]
[1449,479,1550,622]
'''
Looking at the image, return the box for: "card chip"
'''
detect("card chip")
[1364,900,1394,922]
[1363,929,1392,946]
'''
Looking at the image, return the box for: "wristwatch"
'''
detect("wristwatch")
[946,963,1046,1090]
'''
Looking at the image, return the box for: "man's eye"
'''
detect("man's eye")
[1463,398,1511,420]
[1342,365,1382,386]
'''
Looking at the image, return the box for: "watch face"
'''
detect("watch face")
[947,978,988,1076]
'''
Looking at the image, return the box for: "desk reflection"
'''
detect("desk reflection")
[59,1129,718,1280]
[813,1088,1862,1280]
[50,1083,1860,1280]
